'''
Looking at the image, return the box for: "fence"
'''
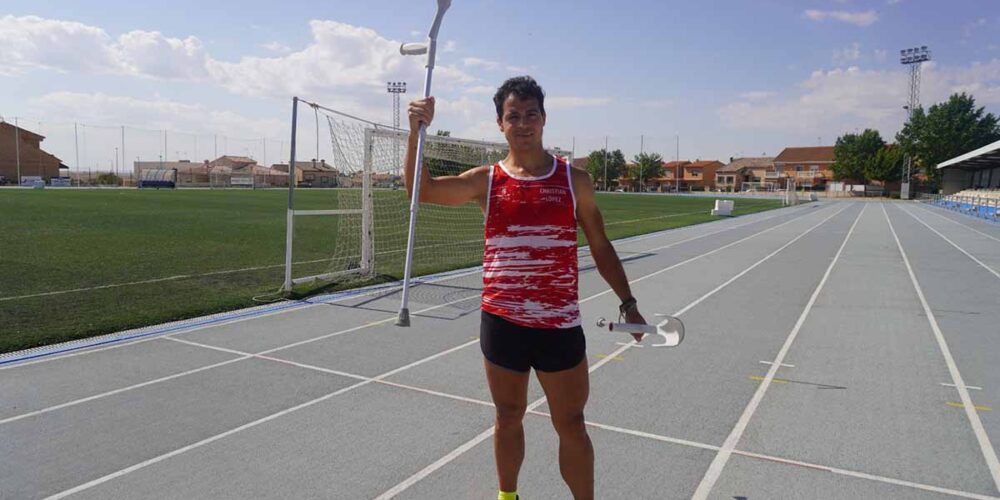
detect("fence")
[920,193,1000,221]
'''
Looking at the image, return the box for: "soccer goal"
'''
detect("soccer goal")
[783,179,799,206]
[741,181,777,193]
[281,97,571,292]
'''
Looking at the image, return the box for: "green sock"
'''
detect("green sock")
[497,491,518,500]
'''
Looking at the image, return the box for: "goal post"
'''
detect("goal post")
[281,96,571,295]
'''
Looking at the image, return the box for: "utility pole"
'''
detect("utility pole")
[603,136,609,192]
[639,135,644,193]
[675,135,680,193]
[14,117,21,185]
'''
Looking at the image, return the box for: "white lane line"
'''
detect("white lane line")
[37,205,829,497]
[759,361,795,368]
[691,203,866,500]
[942,383,984,391]
[0,267,483,371]
[0,356,249,426]
[43,339,480,500]
[898,204,1000,280]
[731,449,1000,500]
[884,203,1000,493]
[372,355,999,500]
[3,205,825,428]
[914,202,1000,244]
[0,295,479,428]
[375,204,854,499]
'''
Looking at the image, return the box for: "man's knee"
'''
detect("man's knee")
[551,411,587,436]
[495,403,527,427]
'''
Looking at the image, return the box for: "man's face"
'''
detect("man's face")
[497,95,545,149]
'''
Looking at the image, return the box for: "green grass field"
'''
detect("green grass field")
[0,188,781,353]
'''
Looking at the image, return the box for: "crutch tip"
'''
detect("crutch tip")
[396,308,411,327]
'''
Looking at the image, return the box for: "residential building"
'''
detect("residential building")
[0,121,65,183]
[717,157,776,192]
[773,146,835,189]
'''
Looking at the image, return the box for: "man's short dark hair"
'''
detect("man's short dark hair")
[493,76,545,119]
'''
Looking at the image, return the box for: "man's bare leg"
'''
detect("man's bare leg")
[484,359,530,493]
[536,358,593,500]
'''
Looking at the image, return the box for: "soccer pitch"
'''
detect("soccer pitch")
[0,189,781,353]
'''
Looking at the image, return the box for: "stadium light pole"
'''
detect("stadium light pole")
[387,81,407,173]
[396,0,453,327]
[899,45,930,199]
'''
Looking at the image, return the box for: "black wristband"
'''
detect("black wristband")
[619,297,637,315]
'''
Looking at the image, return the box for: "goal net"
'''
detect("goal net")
[282,99,571,293]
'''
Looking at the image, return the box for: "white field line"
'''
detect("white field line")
[374,203,853,499]
[899,205,1000,280]
[884,203,1000,493]
[604,210,703,225]
[3,204,790,302]
[914,202,1000,244]
[690,203,866,500]
[41,204,831,497]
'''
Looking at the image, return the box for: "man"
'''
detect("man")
[404,76,646,500]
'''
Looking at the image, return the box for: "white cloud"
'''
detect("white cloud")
[546,97,612,110]
[963,18,988,38]
[506,65,530,74]
[29,92,285,138]
[0,15,478,103]
[464,85,497,95]
[641,99,675,108]
[804,10,878,27]
[739,91,773,101]
[463,57,499,70]
[115,30,209,80]
[442,40,457,53]
[0,15,121,75]
[831,43,888,66]
[261,41,293,54]
[718,60,1000,137]
[833,42,862,65]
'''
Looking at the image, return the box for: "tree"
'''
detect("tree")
[629,152,664,190]
[584,149,625,189]
[865,145,903,183]
[897,92,1000,181]
[832,129,885,182]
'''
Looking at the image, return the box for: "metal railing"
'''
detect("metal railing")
[922,193,1000,221]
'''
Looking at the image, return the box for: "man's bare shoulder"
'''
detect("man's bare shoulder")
[569,166,595,190]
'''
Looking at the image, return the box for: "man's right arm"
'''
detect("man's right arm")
[403,97,488,206]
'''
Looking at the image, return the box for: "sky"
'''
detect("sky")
[1,0,999,172]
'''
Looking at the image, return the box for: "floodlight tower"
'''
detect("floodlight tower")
[899,45,930,199]
[387,81,407,173]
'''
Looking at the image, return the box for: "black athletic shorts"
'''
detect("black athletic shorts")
[480,310,586,373]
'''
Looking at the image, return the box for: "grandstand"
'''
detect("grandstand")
[926,139,1000,220]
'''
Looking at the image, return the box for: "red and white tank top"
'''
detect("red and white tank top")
[482,155,580,329]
